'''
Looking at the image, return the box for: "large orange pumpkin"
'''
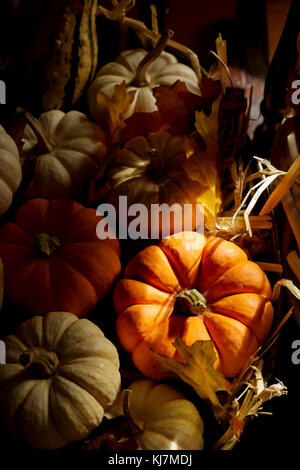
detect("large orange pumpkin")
[113,231,274,380]
[0,198,121,317]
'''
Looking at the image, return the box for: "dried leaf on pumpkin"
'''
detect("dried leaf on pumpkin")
[119,79,223,142]
[156,337,229,420]
[96,81,136,141]
[182,98,222,230]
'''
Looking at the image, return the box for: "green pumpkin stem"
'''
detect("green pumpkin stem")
[176,288,207,316]
[133,29,174,87]
[35,233,62,257]
[19,347,59,379]
[24,111,55,154]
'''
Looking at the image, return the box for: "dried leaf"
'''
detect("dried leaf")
[230,416,244,441]
[210,34,228,92]
[182,111,222,230]
[156,337,229,419]
[119,79,222,142]
[96,81,136,140]
[271,278,300,303]
[82,416,129,451]
[257,381,287,403]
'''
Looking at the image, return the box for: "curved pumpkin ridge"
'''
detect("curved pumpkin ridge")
[47,198,84,237]
[34,155,74,199]
[211,294,274,344]
[205,260,272,303]
[131,320,184,381]
[203,311,259,378]
[0,246,42,306]
[116,303,172,353]
[15,198,50,235]
[58,206,103,243]
[58,356,119,410]
[50,375,104,444]
[113,279,172,313]
[198,237,248,294]
[16,315,44,348]
[159,232,206,288]
[4,336,28,363]
[58,243,120,299]
[48,256,98,317]
[0,221,35,246]
[17,380,67,450]
[0,377,40,436]
[19,260,54,315]
[51,148,96,193]
[42,311,78,352]
[124,245,182,294]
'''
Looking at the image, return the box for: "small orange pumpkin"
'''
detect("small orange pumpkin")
[113,231,274,380]
[0,198,121,317]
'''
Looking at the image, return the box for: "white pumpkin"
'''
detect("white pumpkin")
[88,45,201,123]
[122,380,204,450]
[0,125,22,216]
[21,110,107,199]
[0,311,121,450]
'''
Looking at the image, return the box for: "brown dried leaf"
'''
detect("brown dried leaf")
[96,81,136,140]
[156,337,229,419]
[182,102,222,230]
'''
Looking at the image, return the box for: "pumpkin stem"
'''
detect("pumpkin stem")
[24,111,56,154]
[35,233,62,257]
[147,147,166,179]
[122,389,143,438]
[176,288,207,316]
[19,347,59,379]
[132,30,174,87]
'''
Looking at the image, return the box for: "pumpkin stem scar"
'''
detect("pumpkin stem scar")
[132,29,174,87]
[24,111,56,154]
[176,288,207,316]
[35,233,62,257]
[19,347,59,379]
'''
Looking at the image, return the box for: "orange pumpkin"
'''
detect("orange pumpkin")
[0,198,121,317]
[113,231,274,380]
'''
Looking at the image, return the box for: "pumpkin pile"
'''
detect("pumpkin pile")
[0,0,296,453]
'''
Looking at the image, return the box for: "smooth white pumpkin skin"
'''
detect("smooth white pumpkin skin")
[21,110,107,199]
[0,125,22,216]
[127,380,204,450]
[88,49,201,123]
[0,311,121,450]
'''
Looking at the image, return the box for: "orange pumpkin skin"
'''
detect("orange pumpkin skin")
[0,198,121,317]
[113,231,274,380]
